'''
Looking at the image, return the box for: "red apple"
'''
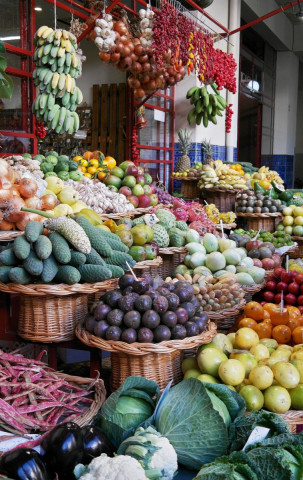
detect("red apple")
[295,274,303,285]
[149,184,156,194]
[125,166,138,177]
[138,194,151,208]
[266,281,277,292]
[136,175,146,186]
[149,194,158,206]
[285,293,297,305]
[300,284,303,295]
[262,258,275,270]
[274,267,285,279]
[267,273,278,282]
[272,253,281,266]
[263,291,275,302]
[275,293,282,304]
[119,186,132,197]
[299,306,303,314]
[137,166,144,176]
[297,295,303,306]
[288,282,300,295]
[281,272,293,284]
[276,282,288,293]
[253,258,263,268]
[290,271,299,280]
[143,185,152,195]
[246,240,263,251]
[127,195,139,208]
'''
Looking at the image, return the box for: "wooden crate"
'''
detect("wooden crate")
[91,83,126,161]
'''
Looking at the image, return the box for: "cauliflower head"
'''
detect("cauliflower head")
[77,454,148,480]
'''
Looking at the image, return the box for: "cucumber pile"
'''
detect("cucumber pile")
[32,26,83,134]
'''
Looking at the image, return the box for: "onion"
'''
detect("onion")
[130,53,138,62]
[111,52,121,63]
[142,62,151,72]
[134,88,146,99]
[146,79,156,91]
[141,74,150,84]
[128,42,134,52]
[0,188,13,203]
[131,62,142,72]
[133,38,141,46]
[128,76,141,89]
[167,66,175,76]
[122,45,131,56]
[138,54,149,64]
[119,56,132,70]
[25,196,43,210]
[120,35,129,44]
[114,21,127,35]
[16,213,44,231]
[0,159,10,179]
[18,178,38,198]
[134,44,143,56]
[99,52,111,63]
[5,196,25,222]
[175,73,182,83]
[167,76,176,86]
[40,194,57,210]
[0,177,12,189]
[116,42,125,54]
[0,219,14,231]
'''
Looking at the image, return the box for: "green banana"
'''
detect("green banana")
[68,115,75,135]
[57,65,64,74]
[39,92,48,110]
[209,115,217,125]
[58,53,66,68]
[203,93,209,108]
[44,70,53,85]
[203,111,209,128]
[76,87,83,105]
[51,59,58,72]
[210,83,219,94]
[187,107,196,125]
[47,93,55,110]
[46,31,55,44]
[196,112,203,125]
[65,52,71,67]
[186,86,199,99]
[42,54,50,65]
[43,44,52,56]
[58,73,66,91]
[194,89,201,102]
[51,46,59,58]
[51,108,61,130]
[63,111,72,132]
[72,112,79,131]
[62,91,70,107]
[48,103,60,122]
[201,86,208,97]
[207,103,213,116]
[58,106,67,126]
[44,109,49,123]
[195,99,203,114]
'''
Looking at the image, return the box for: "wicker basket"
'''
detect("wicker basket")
[236,212,282,233]
[158,247,187,278]
[242,281,266,303]
[0,231,23,242]
[200,188,240,212]
[0,280,119,343]
[207,299,246,331]
[290,237,303,258]
[76,321,217,391]
[279,410,303,434]
[180,178,200,199]
[215,223,237,231]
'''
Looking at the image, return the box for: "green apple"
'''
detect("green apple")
[132,184,145,197]
[293,226,303,236]
[294,216,303,226]
[283,215,294,226]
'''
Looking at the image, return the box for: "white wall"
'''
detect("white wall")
[273,51,299,155]
[76,40,126,106]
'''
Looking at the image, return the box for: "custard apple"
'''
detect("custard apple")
[176,221,189,231]
[155,208,176,231]
[168,228,186,247]
[132,216,145,226]
[152,224,170,248]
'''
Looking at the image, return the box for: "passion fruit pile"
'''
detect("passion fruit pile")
[85,274,208,343]
[236,191,284,214]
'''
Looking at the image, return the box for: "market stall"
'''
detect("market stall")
[2,0,303,478]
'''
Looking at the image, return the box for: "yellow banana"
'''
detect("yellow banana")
[36,26,49,38]
[57,47,65,58]
[51,72,60,89]
[62,30,69,40]
[42,27,54,39]
[65,74,72,93]
[55,29,62,40]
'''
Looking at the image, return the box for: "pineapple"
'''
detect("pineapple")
[201,139,214,167]
[175,129,192,172]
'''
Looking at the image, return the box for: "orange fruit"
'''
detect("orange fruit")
[287,317,301,332]
[292,326,303,344]
[244,302,264,321]
[272,325,292,344]
[83,151,93,160]
[97,171,106,181]
[263,303,277,314]
[238,318,258,330]
[299,316,303,326]
[263,310,270,319]
[270,306,289,326]
[254,322,272,339]
[287,306,301,319]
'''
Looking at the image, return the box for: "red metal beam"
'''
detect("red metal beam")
[0,131,36,138]
[65,0,93,14]
[182,0,229,33]
[4,43,33,57]
[44,0,89,20]
[5,67,32,78]
[77,0,121,43]
[229,0,303,36]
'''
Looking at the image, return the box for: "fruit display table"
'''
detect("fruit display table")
[236,212,282,233]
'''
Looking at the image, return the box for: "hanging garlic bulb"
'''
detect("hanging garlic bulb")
[139,9,146,18]
[94,26,102,36]
[94,13,116,53]
[104,14,112,22]
[140,18,149,29]
[95,37,104,49]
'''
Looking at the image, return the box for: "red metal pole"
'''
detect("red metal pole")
[4,44,33,57]
[20,0,28,133]
[44,0,89,20]
[229,0,303,36]
[30,0,37,154]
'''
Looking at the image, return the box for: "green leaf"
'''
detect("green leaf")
[204,382,246,422]
[155,378,229,470]
[0,41,5,53]
[0,55,7,71]
[0,70,13,99]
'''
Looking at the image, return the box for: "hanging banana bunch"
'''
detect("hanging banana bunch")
[186,83,227,128]
[32,26,83,135]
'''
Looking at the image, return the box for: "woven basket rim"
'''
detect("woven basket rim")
[133,256,163,269]
[159,246,187,255]
[279,410,303,424]
[242,280,266,294]
[200,188,242,194]
[215,223,237,230]
[179,177,200,182]
[236,212,282,218]
[291,236,303,241]
[0,231,23,241]
[207,299,246,320]
[75,320,217,355]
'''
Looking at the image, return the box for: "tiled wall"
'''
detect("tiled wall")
[261,155,294,189]
[173,143,238,192]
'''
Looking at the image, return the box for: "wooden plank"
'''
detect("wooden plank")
[117,83,126,163]
[99,84,108,153]
[91,85,99,150]
[108,83,117,156]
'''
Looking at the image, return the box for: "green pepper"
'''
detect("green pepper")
[40,162,54,174]
[54,160,69,173]
[69,171,82,181]
[57,171,70,181]
[44,172,57,178]
[69,161,78,171]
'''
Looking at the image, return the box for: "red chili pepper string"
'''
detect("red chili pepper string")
[225,104,234,133]
[36,122,47,139]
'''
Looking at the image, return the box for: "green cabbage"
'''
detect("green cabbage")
[98,376,160,448]
[194,452,258,480]
[246,447,301,480]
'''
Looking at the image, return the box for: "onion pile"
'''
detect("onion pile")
[96,14,186,99]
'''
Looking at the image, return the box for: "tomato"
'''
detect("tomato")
[89,159,99,167]
[80,159,88,167]
[87,166,97,174]
[73,155,83,162]
[103,156,116,169]
[97,171,106,181]
[272,325,292,344]
[83,151,93,160]
[84,173,92,179]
